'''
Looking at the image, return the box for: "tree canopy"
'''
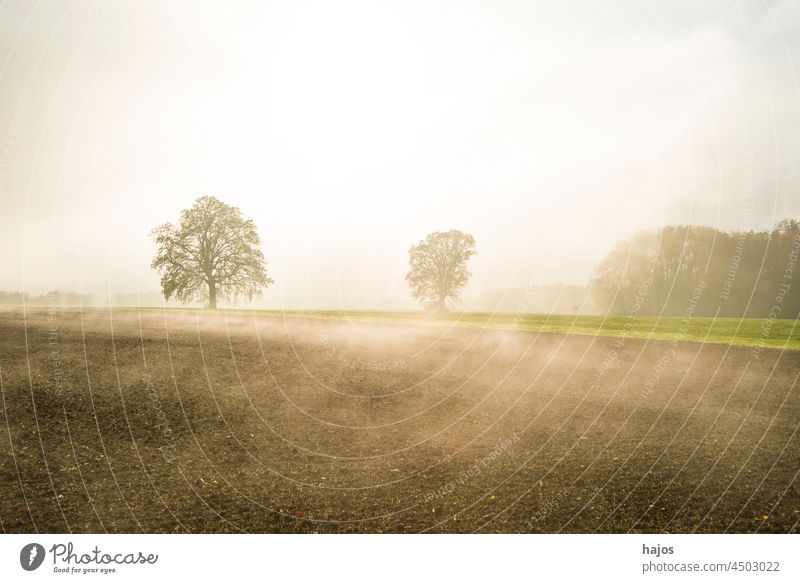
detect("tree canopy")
[406,230,476,311]
[151,196,272,309]
[591,221,800,318]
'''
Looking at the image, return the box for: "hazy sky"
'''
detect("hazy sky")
[1,0,799,308]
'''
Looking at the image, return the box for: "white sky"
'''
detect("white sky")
[1,0,799,308]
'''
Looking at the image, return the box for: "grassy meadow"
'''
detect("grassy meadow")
[248,311,800,350]
[146,308,800,351]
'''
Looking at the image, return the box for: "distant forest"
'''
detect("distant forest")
[591,219,800,318]
[0,290,169,308]
[2,220,799,319]
[0,290,95,307]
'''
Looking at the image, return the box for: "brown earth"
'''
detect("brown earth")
[0,308,798,533]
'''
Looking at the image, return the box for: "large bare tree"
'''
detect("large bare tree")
[406,230,476,312]
[151,196,272,309]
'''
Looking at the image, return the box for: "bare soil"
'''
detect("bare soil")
[1,308,798,533]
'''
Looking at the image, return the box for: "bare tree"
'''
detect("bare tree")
[151,196,273,309]
[405,230,476,312]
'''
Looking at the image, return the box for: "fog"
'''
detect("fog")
[1,0,799,309]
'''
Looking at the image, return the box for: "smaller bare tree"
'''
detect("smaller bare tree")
[405,230,476,312]
[151,196,273,309]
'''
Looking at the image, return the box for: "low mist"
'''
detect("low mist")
[1,1,799,314]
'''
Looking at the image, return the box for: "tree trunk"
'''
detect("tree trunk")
[208,280,217,310]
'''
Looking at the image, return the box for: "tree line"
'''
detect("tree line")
[591,220,800,318]
[0,290,95,307]
[4,197,796,319]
